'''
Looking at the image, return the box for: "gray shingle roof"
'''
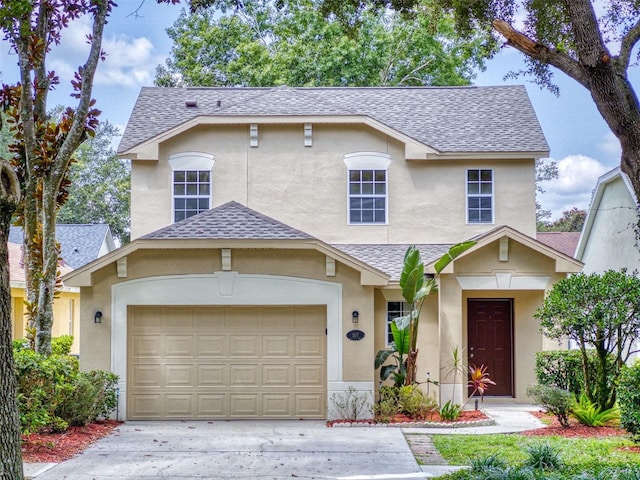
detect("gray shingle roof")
[10,224,114,269]
[142,201,316,240]
[332,244,454,281]
[119,85,549,154]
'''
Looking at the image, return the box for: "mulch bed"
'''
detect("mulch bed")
[521,411,628,438]
[22,420,121,463]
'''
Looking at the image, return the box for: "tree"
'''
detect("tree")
[58,122,131,244]
[535,270,640,411]
[538,207,587,232]
[302,0,640,203]
[535,158,558,226]
[156,0,492,87]
[0,0,114,355]
[0,161,23,479]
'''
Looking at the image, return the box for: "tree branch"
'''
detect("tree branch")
[34,1,50,120]
[492,19,591,89]
[619,18,640,71]
[565,0,609,68]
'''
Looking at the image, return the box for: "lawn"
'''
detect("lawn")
[432,434,640,477]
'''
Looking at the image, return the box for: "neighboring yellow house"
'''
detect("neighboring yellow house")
[10,224,116,355]
[64,86,583,421]
[9,242,80,354]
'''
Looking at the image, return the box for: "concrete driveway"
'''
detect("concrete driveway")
[34,420,426,480]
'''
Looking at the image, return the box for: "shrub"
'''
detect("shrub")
[57,371,119,426]
[397,385,438,419]
[535,350,585,396]
[51,335,74,356]
[526,384,572,427]
[523,442,563,470]
[329,386,371,421]
[470,453,508,473]
[571,393,620,427]
[619,362,640,441]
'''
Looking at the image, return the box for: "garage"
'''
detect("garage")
[127,305,327,420]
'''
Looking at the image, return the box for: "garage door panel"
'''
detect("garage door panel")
[197,336,226,357]
[165,364,195,387]
[128,306,326,420]
[165,335,194,357]
[165,394,193,417]
[229,336,260,357]
[131,335,162,357]
[263,364,291,386]
[197,364,226,386]
[295,336,325,357]
[263,336,291,357]
[229,364,259,385]
[130,364,163,387]
[229,394,259,416]
[198,394,227,416]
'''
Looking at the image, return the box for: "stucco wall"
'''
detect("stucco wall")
[131,123,537,242]
[581,176,640,273]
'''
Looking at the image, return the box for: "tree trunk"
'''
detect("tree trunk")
[0,162,24,479]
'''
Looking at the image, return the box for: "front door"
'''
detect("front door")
[467,299,513,397]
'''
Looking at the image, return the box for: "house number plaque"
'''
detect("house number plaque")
[346,329,365,341]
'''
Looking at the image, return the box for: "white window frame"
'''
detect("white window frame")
[466,168,494,224]
[169,152,215,223]
[343,152,391,225]
[386,301,411,347]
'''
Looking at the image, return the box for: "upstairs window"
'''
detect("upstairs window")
[343,152,391,225]
[173,170,210,221]
[169,152,215,223]
[467,169,493,224]
[349,169,387,224]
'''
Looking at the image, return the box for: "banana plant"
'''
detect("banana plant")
[375,241,476,386]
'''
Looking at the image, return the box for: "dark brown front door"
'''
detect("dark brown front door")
[467,299,514,397]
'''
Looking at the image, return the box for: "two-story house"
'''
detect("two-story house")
[64,86,582,421]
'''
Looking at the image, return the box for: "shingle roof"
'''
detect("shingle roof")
[142,201,316,240]
[119,85,549,154]
[331,244,453,281]
[536,232,581,258]
[9,241,73,285]
[10,224,114,269]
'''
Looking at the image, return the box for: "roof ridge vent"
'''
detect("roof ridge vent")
[185,99,197,107]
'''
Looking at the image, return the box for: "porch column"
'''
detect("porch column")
[438,273,464,405]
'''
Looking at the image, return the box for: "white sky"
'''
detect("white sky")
[0,1,634,221]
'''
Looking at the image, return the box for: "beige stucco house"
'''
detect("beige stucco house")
[64,86,582,421]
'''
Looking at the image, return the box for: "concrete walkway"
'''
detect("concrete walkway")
[24,405,546,480]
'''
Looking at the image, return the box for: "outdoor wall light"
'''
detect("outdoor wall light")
[94,311,103,323]
[352,310,359,324]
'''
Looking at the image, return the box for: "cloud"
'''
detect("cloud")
[47,15,162,88]
[538,154,611,219]
[598,131,622,159]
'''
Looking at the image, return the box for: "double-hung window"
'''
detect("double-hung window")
[387,301,411,346]
[169,152,215,223]
[467,169,493,224]
[349,169,387,224]
[343,152,391,225]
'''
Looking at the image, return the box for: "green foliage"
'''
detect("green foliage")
[571,393,620,427]
[57,121,130,244]
[14,347,118,434]
[439,400,462,421]
[51,335,74,356]
[523,442,563,471]
[537,208,586,233]
[536,270,640,410]
[535,350,587,397]
[156,0,492,88]
[619,362,640,441]
[470,454,508,473]
[373,385,437,421]
[526,384,572,428]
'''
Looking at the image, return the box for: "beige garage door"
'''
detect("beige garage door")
[127,305,327,420]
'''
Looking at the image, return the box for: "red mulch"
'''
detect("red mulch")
[22,420,121,463]
[327,409,488,426]
[521,411,627,438]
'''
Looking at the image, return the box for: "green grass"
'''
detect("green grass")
[432,434,640,472]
